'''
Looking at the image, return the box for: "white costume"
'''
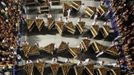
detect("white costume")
[65,59,69,63]
[96,51,104,57]
[64,18,69,24]
[92,14,98,25]
[83,58,89,65]
[77,60,81,65]
[67,9,71,18]
[49,1,52,7]
[79,4,85,14]
[52,58,57,63]
[47,14,52,18]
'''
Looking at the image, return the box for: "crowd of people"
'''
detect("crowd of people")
[110,0,134,74]
[0,0,21,74]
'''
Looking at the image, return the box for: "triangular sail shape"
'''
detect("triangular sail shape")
[66,22,75,34]
[78,22,85,27]
[55,21,64,35]
[61,64,71,75]
[101,25,111,38]
[71,1,81,10]
[22,44,31,57]
[90,25,99,38]
[34,62,45,75]
[106,45,118,56]
[48,18,55,30]
[43,43,55,54]
[84,6,96,17]
[91,42,105,53]
[76,22,85,34]
[57,41,69,53]
[23,63,34,75]
[80,38,90,52]
[35,19,44,31]
[28,45,40,56]
[69,47,80,58]
[26,19,35,31]
[74,65,84,75]
[96,5,108,16]
[84,64,94,75]
[97,67,108,75]
[110,67,120,75]
[50,63,60,75]
[63,3,71,16]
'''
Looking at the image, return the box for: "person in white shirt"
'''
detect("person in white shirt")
[47,13,52,18]
[36,59,39,63]
[35,42,39,47]
[17,54,21,63]
[103,22,107,25]
[77,60,82,65]
[64,17,69,25]
[65,58,70,63]
[92,12,98,25]
[39,59,43,62]
[77,16,82,22]
[2,39,6,43]
[79,3,85,17]
[24,40,29,45]
[27,60,33,64]
[5,19,9,23]
[67,9,71,18]
[52,57,57,63]
[35,15,39,19]
[83,58,89,65]
[49,0,52,8]
[100,0,104,5]
[98,61,104,66]
[58,16,63,22]
[5,7,8,11]
[10,46,14,50]
[26,60,29,64]
[2,58,5,61]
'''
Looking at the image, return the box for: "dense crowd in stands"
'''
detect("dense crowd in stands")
[0,0,21,74]
[110,0,134,74]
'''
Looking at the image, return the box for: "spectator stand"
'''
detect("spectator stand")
[103,0,119,37]
[104,0,134,74]
[14,1,26,75]
[104,0,124,67]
